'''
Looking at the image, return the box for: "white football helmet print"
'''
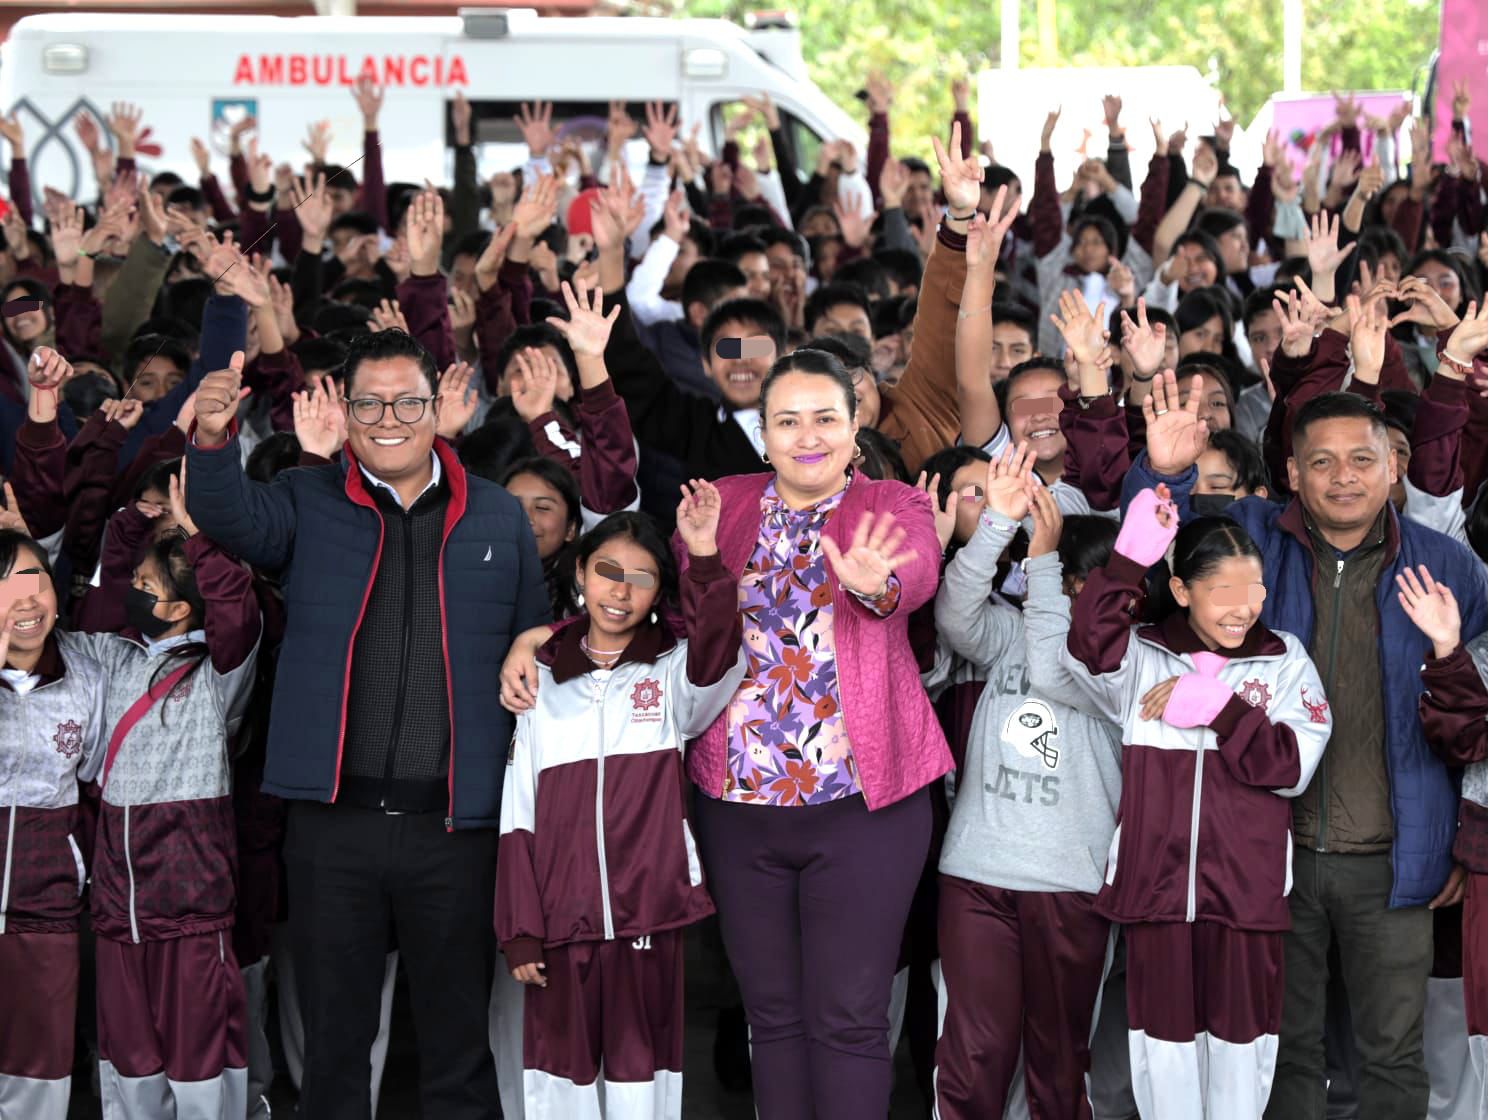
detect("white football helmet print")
[1002,698,1061,770]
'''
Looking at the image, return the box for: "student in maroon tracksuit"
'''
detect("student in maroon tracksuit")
[1059,487,1331,1119]
[498,489,745,1119]
[71,471,261,1119]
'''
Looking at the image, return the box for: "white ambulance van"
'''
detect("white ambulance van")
[0,8,864,203]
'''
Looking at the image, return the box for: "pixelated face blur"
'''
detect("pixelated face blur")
[1286,416,1396,544]
[1180,315,1226,358]
[0,543,56,661]
[128,356,185,403]
[1172,554,1266,651]
[706,321,776,408]
[1006,369,1067,466]
[578,535,660,647]
[1072,225,1110,274]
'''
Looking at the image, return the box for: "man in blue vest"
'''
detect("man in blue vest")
[1123,376,1488,1118]
[186,329,549,1120]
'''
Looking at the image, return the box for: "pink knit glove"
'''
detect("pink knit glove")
[1163,673,1236,729]
[1114,488,1180,568]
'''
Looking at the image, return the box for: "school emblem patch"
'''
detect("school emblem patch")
[631,678,663,712]
[1301,686,1330,725]
[1239,679,1272,711]
[53,720,83,760]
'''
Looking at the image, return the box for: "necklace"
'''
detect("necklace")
[580,634,624,666]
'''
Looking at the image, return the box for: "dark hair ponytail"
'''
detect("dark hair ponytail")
[1144,515,1262,622]
[146,535,210,719]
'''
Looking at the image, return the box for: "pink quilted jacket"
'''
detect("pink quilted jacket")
[675,471,952,810]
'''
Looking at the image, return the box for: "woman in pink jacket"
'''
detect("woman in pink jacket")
[502,347,951,1118]
[679,348,950,1119]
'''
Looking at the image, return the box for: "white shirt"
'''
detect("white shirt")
[726,407,766,459]
[359,452,443,511]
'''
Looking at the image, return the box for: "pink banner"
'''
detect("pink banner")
[1269,93,1411,178]
[1437,0,1488,160]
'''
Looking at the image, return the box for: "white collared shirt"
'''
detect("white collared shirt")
[359,452,443,511]
[724,407,766,460]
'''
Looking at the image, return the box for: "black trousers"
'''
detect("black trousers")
[285,801,500,1120]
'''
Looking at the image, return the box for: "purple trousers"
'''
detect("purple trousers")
[694,788,931,1120]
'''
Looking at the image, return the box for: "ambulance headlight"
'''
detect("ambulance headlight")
[42,44,89,75]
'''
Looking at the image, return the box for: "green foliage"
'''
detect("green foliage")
[673,0,1439,156]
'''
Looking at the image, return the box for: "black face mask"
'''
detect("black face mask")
[125,586,175,639]
[1191,492,1238,517]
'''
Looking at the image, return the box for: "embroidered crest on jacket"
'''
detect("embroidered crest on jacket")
[631,678,663,711]
[1239,679,1272,711]
[1300,685,1329,725]
[53,719,83,759]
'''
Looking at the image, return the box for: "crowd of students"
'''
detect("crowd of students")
[0,67,1487,1120]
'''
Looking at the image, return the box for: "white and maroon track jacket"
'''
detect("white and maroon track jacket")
[0,631,107,936]
[497,553,746,969]
[1060,552,1332,932]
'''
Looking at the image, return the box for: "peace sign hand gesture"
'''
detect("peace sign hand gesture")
[820,512,917,600]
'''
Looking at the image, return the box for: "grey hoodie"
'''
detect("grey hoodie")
[934,510,1123,894]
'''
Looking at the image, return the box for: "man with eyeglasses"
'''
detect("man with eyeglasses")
[183,329,550,1120]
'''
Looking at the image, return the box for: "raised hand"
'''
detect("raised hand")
[474,224,518,293]
[984,442,1038,523]
[291,376,347,459]
[931,120,983,214]
[436,361,479,440]
[107,102,143,157]
[914,471,960,553]
[820,511,916,599]
[1050,290,1108,365]
[1391,276,1461,333]
[512,174,559,241]
[0,114,22,155]
[1027,483,1064,559]
[73,111,101,154]
[509,348,561,422]
[1040,107,1062,153]
[1120,299,1167,378]
[879,159,910,210]
[1454,78,1472,121]
[452,91,473,148]
[512,101,554,157]
[833,199,876,250]
[545,277,620,357]
[449,287,476,336]
[167,463,198,539]
[1445,300,1488,365]
[865,73,894,116]
[676,479,722,557]
[302,119,332,164]
[193,352,249,447]
[1143,370,1208,475]
[48,204,84,265]
[99,397,144,430]
[370,299,409,334]
[1396,565,1461,659]
[1103,94,1123,134]
[643,101,679,161]
[741,93,780,132]
[404,189,445,276]
[1346,291,1388,385]
[0,484,28,537]
[1272,289,1318,359]
[351,77,384,128]
[1306,210,1356,276]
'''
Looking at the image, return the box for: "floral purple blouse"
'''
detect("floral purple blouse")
[723,480,901,807]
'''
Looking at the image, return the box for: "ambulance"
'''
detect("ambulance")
[0,8,864,203]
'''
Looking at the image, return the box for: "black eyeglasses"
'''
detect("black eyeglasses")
[346,396,437,425]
